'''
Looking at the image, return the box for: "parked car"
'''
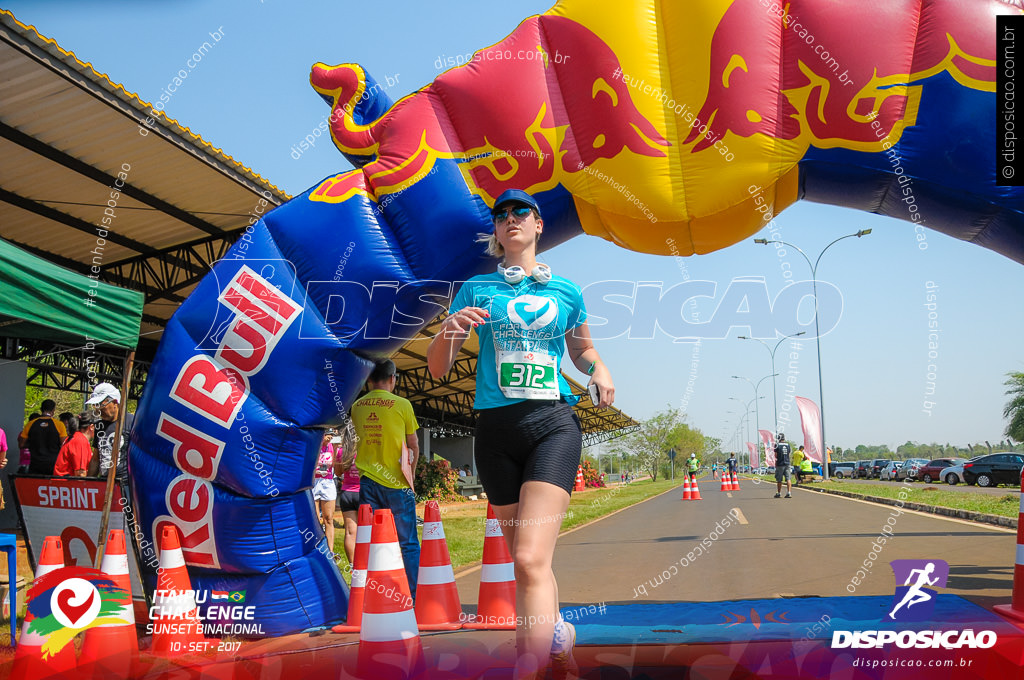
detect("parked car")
[830,462,856,479]
[962,453,1024,487]
[870,459,894,479]
[916,458,966,484]
[879,461,903,481]
[895,458,930,482]
[855,460,873,479]
[941,456,984,485]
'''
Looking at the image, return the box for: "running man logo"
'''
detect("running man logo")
[887,559,949,622]
[24,566,132,657]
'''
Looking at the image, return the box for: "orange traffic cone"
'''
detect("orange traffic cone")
[149,525,205,655]
[690,478,703,500]
[333,503,373,633]
[79,530,138,678]
[681,477,692,500]
[414,501,462,630]
[720,473,731,492]
[463,505,516,630]
[731,472,741,491]
[356,509,425,680]
[574,466,585,492]
[11,536,77,680]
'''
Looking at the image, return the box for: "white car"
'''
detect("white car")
[879,461,903,481]
[943,455,984,485]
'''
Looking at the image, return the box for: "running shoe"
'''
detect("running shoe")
[785,493,792,498]
[550,619,578,680]
[774,493,781,498]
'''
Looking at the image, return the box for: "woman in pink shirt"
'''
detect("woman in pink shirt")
[313,430,341,553]
[337,422,361,565]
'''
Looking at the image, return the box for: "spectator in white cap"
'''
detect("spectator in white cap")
[85,382,134,481]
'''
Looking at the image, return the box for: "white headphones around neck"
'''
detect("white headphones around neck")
[498,262,553,284]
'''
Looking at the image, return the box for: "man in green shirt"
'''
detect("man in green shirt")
[352,359,421,597]
[793,445,806,485]
[686,453,700,481]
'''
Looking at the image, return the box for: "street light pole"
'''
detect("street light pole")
[733,373,778,467]
[754,229,872,480]
[738,332,806,437]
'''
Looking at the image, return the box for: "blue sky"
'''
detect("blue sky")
[6,0,1023,452]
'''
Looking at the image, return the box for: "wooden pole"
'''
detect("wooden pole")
[93,350,135,568]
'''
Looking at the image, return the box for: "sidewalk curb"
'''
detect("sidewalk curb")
[805,486,1018,530]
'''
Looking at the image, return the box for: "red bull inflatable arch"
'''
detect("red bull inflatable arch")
[129,0,1024,633]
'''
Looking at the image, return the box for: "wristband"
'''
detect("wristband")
[587,361,599,375]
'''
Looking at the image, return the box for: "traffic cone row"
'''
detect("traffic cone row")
[356,509,425,680]
[11,536,77,679]
[415,502,462,630]
[332,503,373,633]
[149,525,205,655]
[12,530,144,680]
[720,473,731,492]
[464,504,516,630]
[79,530,138,678]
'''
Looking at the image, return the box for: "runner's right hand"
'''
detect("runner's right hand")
[442,306,489,336]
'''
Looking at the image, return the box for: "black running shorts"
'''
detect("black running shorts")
[474,399,583,506]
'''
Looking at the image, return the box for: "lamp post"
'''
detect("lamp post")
[738,333,806,436]
[733,373,778,466]
[729,396,763,469]
[753,229,872,480]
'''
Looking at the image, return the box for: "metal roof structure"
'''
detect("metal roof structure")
[0,10,638,446]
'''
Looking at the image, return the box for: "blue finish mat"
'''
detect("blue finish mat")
[561,595,1021,645]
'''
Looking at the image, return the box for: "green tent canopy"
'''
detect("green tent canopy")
[0,238,145,350]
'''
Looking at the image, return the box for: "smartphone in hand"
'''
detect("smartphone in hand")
[588,383,601,407]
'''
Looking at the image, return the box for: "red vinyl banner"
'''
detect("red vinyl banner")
[795,396,824,463]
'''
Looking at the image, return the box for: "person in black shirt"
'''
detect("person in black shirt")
[19,399,68,475]
[774,433,793,499]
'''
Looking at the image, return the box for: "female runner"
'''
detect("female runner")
[427,189,614,678]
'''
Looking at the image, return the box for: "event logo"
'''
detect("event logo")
[508,295,558,331]
[888,559,948,622]
[832,557,996,650]
[25,567,131,657]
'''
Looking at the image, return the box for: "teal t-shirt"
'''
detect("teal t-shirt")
[449,272,587,410]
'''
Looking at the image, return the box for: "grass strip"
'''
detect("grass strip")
[814,480,1020,519]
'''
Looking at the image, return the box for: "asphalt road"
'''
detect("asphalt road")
[457,475,1019,611]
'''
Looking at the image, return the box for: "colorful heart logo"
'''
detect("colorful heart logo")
[50,578,101,629]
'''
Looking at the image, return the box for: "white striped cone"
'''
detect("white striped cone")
[730,472,740,491]
[79,530,138,677]
[357,509,424,680]
[720,473,731,492]
[995,470,1024,622]
[414,501,462,630]
[149,525,205,655]
[463,505,515,630]
[681,477,692,500]
[11,536,77,680]
[333,504,373,633]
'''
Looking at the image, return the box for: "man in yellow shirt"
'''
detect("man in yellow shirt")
[352,359,421,597]
[792,445,806,485]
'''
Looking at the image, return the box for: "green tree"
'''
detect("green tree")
[1004,371,1024,442]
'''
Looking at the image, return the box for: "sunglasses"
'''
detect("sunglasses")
[491,206,533,223]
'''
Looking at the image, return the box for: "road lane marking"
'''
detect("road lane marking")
[732,507,748,524]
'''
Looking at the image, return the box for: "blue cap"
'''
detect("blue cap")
[492,189,541,217]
